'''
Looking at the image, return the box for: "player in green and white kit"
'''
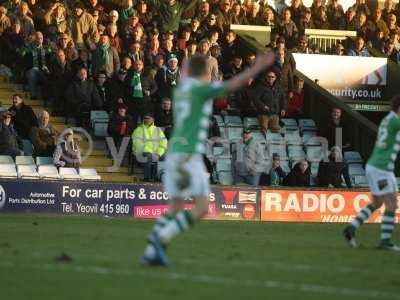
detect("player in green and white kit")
[344,96,400,251]
[141,53,275,266]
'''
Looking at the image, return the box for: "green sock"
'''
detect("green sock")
[158,210,194,244]
[381,210,395,245]
[351,204,377,229]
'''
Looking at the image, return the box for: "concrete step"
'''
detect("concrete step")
[98,172,137,183]
[81,157,114,167]
[95,166,129,173]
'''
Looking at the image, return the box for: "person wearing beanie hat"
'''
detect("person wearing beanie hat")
[155,51,180,98]
[107,101,134,148]
[131,109,167,181]
[0,110,23,158]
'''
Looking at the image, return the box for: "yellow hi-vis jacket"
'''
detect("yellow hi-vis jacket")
[131,123,167,157]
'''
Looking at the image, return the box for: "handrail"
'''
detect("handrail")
[305,29,357,38]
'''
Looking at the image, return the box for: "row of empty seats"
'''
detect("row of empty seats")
[0,155,101,181]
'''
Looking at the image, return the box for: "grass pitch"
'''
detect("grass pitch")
[1,215,400,300]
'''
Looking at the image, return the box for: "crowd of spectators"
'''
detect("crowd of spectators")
[0,0,392,186]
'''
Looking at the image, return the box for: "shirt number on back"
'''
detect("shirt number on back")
[377,127,388,148]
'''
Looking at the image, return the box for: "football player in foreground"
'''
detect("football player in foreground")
[141,51,275,266]
[344,95,400,251]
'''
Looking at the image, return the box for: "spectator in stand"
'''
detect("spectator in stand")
[155,53,180,98]
[30,110,58,157]
[23,31,51,100]
[382,39,400,63]
[261,7,276,29]
[319,107,350,149]
[0,111,23,158]
[131,112,167,182]
[317,146,352,188]
[44,2,68,36]
[48,48,73,115]
[334,42,346,55]
[246,2,262,25]
[107,103,134,148]
[289,0,306,27]
[366,8,389,41]
[314,6,331,29]
[189,17,203,42]
[386,14,400,33]
[182,39,198,60]
[274,46,294,97]
[351,0,370,17]
[224,55,243,79]
[54,33,78,62]
[126,59,157,126]
[154,97,173,139]
[136,1,153,30]
[0,6,11,36]
[145,35,163,67]
[68,1,99,50]
[230,2,247,25]
[327,0,345,29]
[255,70,287,134]
[95,72,109,109]
[8,93,38,139]
[261,153,286,186]
[71,48,92,78]
[198,39,219,82]
[147,0,200,33]
[92,34,120,78]
[278,8,299,49]
[287,76,305,118]
[221,30,239,72]
[298,7,315,35]
[107,23,123,55]
[283,160,311,186]
[215,0,231,31]
[197,1,210,24]
[108,10,119,26]
[345,7,357,30]
[53,128,81,168]
[118,0,136,27]
[14,1,35,41]
[3,21,25,69]
[65,67,102,126]
[233,128,263,186]
[230,77,258,117]
[310,0,323,20]
[292,35,313,53]
[106,68,127,111]
[355,12,368,40]
[348,36,371,56]
[382,0,396,21]
[201,13,222,37]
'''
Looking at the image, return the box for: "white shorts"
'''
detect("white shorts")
[164,153,210,199]
[366,164,398,196]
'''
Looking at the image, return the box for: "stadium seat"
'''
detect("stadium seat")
[353,175,369,187]
[17,165,40,179]
[250,131,265,141]
[0,155,14,164]
[268,144,288,160]
[281,118,298,131]
[299,119,317,131]
[266,132,284,145]
[227,126,243,141]
[305,135,322,147]
[303,132,318,145]
[288,145,306,160]
[310,162,320,176]
[280,160,291,173]
[306,146,324,162]
[243,117,259,129]
[224,115,242,127]
[36,156,54,166]
[79,168,101,181]
[348,164,365,176]
[213,114,224,126]
[38,165,61,180]
[285,131,303,145]
[59,168,81,180]
[216,158,232,172]
[218,171,233,185]
[0,164,17,178]
[15,155,35,166]
[212,146,225,156]
[344,151,363,164]
[90,110,109,137]
[156,162,165,181]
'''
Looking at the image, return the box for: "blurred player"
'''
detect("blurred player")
[141,52,275,266]
[344,95,400,251]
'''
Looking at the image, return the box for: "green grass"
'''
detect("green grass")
[1,215,400,300]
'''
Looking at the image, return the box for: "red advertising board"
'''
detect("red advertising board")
[260,190,400,223]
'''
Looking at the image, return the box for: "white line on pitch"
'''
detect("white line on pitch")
[0,262,398,299]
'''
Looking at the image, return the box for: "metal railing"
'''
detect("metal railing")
[305,29,357,53]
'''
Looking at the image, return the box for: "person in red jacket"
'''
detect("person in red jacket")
[287,76,305,118]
